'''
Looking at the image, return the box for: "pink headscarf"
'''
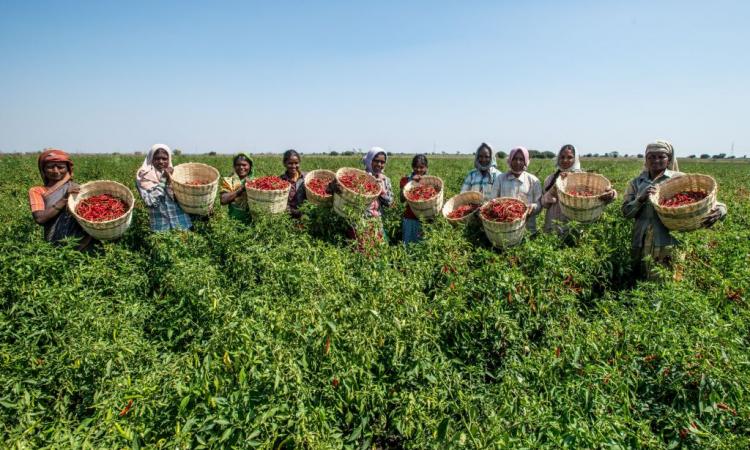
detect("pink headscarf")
[136,144,173,190]
[507,146,530,175]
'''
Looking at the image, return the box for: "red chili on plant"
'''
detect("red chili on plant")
[447,203,480,219]
[246,176,290,191]
[406,185,439,201]
[339,173,380,195]
[481,198,526,223]
[76,194,128,222]
[659,190,707,207]
[307,177,332,197]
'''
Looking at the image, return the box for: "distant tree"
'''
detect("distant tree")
[112,152,120,155]
[637,154,644,158]
[624,154,630,158]
[342,150,355,156]
[386,151,393,157]
[727,155,735,159]
[208,151,217,156]
[173,149,183,156]
[134,151,143,156]
[700,154,710,159]
[687,155,696,159]
[712,153,726,159]
[496,151,507,159]
[593,153,600,157]
[540,151,554,159]
[329,151,339,156]
[610,151,619,158]
[528,150,542,159]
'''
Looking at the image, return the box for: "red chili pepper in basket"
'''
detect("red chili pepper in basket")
[659,190,707,207]
[307,177,332,197]
[406,185,439,201]
[339,173,380,195]
[185,179,211,186]
[568,187,597,197]
[480,198,526,223]
[246,176,290,191]
[447,203,480,219]
[75,194,128,222]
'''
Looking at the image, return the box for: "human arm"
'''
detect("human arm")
[527,176,543,216]
[621,178,653,219]
[379,177,394,208]
[135,179,165,208]
[702,202,727,227]
[220,177,245,205]
[30,184,80,225]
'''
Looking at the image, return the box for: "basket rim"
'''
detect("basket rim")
[245,176,292,193]
[404,176,443,203]
[68,180,135,225]
[171,162,220,186]
[649,173,717,212]
[479,197,528,224]
[304,170,335,198]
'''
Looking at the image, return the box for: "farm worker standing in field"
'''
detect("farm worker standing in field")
[28,149,92,249]
[279,149,307,219]
[135,144,192,232]
[491,146,543,234]
[220,153,253,222]
[541,144,617,234]
[399,154,429,244]
[461,142,500,201]
[622,140,726,279]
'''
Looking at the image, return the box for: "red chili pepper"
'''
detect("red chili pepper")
[659,190,707,207]
[447,203,480,219]
[339,173,380,195]
[246,176,290,191]
[480,198,526,223]
[568,187,596,197]
[406,185,439,201]
[186,179,210,186]
[119,399,133,417]
[76,194,127,222]
[307,177,332,197]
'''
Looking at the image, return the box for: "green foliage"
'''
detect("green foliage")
[1,154,749,448]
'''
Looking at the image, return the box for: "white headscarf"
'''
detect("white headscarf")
[544,144,581,192]
[363,147,387,175]
[136,144,173,190]
[474,142,497,172]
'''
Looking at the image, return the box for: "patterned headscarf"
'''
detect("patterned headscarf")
[232,152,254,179]
[363,147,387,175]
[645,140,679,172]
[474,142,497,172]
[507,146,530,175]
[38,149,73,184]
[137,144,173,191]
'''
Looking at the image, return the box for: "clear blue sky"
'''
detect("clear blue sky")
[1,0,748,156]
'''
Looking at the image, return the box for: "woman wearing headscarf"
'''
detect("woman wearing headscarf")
[135,144,192,232]
[28,149,91,248]
[541,144,617,234]
[362,147,394,220]
[399,154,429,244]
[220,153,253,221]
[279,149,307,219]
[490,146,543,233]
[461,142,500,201]
[622,140,726,278]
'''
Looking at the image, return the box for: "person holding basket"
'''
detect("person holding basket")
[28,149,92,249]
[461,142,500,201]
[399,154,429,244]
[541,144,617,235]
[279,149,307,219]
[220,153,253,222]
[135,144,192,232]
[490,146,543,234]
[622,140,726,279]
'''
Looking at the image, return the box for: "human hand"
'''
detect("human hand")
[702,207,723,227]
[599,189,617,202]
[412,174,422,183]
[637,184,656,203]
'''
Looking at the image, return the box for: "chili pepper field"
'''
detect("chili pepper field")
[0,154,749,449]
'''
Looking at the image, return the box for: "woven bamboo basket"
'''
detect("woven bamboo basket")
[649,174,717,231]
[556,172,612,223]
[442,191,483,226]
[245,178,291,214]
[403,176,444,219]
[171,163,220,216]
[333,167,380,219]
[67,180,134,240]
[479,197,528,248]
[304,169,335,207]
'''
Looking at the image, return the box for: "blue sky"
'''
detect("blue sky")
[1,0,748,156]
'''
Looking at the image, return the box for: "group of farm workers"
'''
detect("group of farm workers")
[29,140,727,279]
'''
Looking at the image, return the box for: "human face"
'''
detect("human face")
[412,162,427,176]
[43,162,69,183]
[284,155,300,176]
[234,159,251,178]
[477,148,491,168]
[646,151,669,174]
[152,149,169,171]
[510,151,526,173]
[371,153,386,174]
[558,149,575,170]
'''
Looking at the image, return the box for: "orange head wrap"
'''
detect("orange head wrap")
[38,149,73,183]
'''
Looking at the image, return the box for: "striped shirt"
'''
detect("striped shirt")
[491,171,543,233]
[460,168,501,202]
